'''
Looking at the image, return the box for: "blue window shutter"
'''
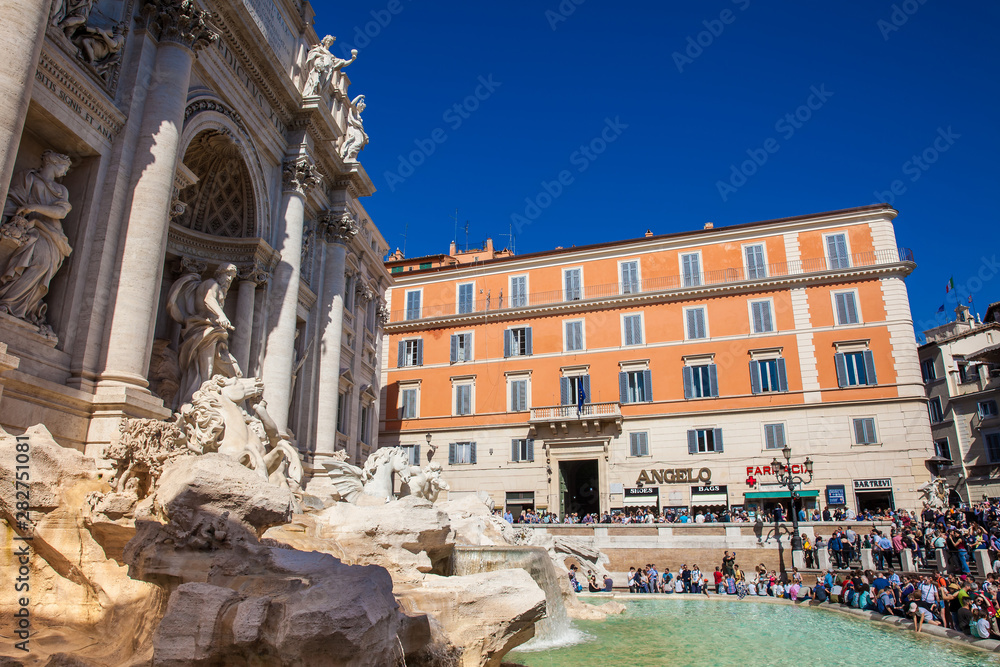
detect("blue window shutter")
[708,365,719,397]
[776,358,788,392]
[643,370,652,402]
[450,335,458,363]
[582,375,591,403]
[714,428,724,452]
[687,430,698,454]
[683,366,695,399]
[560,377,570,405]
[751,302,763,333]
[397,341,405,367]
[470,443,477,465]
[503,330,511,358]
[416,340,423,366]
[863,350,877,386]
[527,438,534,462]
[511,439,518,462]
[526,327,533,355]
[448,443,456,465]
[835,353,848,388]
[414,444,421,464]
[619,372,628,403]
[749,360,762,394]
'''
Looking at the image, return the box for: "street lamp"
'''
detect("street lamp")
[770,446,814,554]
[425,432,434,463]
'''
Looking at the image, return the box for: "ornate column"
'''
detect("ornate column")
[0,0,51,206]
[314,211,358,455]
[232,264,267,374]
[260,157,321,434]
[99,0,217,389]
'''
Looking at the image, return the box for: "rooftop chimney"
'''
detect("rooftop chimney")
[645,229,653,237]
[704,222,714,229]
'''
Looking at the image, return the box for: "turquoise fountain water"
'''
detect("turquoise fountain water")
[508,598,1000,667]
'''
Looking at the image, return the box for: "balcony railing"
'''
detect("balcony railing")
[529,401,623,421]
[389,247,914,323]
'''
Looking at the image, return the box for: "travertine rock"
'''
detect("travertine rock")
[319,495,455,579]
[153,452,294,537]
[399,569,546,667]
[0,426,163,666]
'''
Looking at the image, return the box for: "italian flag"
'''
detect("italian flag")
[946,277,955,293]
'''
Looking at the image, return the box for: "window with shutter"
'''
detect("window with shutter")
[838,351,871,387]
[928,397,944,423]
[623,370,649,403]
[457,283,474,314]
[401,388,417,419]
[834,292,859,325]
[686,308,707,339]
[510,276,527,307]
[405,290,421,319]
[852,418,877,444]
[681,253,701,287]
[686,365,717,398]
[921,359,937,382]
[629,432,649,457]
[750,300,773,333]
[764,423,785,449]
[621,261,639,294]
[564,268,582,301]
[987,434,1000,463]
[509,378,528,412]
[565,321,583,351]
[455,384,472,416]
[745,244,767,279]
[826,233,850,269]
[691,428,718,452]
[623,314,643,345]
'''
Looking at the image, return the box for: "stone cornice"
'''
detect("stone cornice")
[384,262,916,334]
[166,223,279,278]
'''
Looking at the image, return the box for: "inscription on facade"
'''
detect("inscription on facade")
[216,39,286,135]
[35,54,123,142]
[241,0,296,71]
[635,467,712,485]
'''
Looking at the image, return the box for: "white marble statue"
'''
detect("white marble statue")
[919,477,950,511]
[166,263,242,408]
[75,21,127,75]
[50,0,93,33]
[361,446,412,501]
[0,151,74,330]
[401,462,449,503]
[340,95,369,162]
[302,35,357,97]
[179,375,303,492]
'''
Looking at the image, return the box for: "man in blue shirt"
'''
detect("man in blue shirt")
[829,530,843,568]
[876,532,893,570]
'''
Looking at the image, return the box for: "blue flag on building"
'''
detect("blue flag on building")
[577,384,586,414]
[937,304,945,313]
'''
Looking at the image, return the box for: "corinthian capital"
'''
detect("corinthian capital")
[282,157,322,195]
[142,0,219,52]
[319,210,359,245]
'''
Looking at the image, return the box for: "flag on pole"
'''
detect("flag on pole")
[968,295,974,304]
[577,383,586,415]
[946,277,955,293]
[937,304,945,313]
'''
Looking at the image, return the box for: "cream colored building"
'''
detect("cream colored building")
[919,304,1000,503]
[0,0,389,483]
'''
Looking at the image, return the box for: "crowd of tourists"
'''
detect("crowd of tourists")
[501,504,912,525]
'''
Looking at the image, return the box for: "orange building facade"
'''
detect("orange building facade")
[378,205,935,517]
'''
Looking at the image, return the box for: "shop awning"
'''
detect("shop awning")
[691,493,728,505]
[744,490,820,499]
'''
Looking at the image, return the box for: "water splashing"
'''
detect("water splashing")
[451,545,588,650]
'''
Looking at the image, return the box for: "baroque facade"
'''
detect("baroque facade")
[378,205,937,516]
[0,0,389,486]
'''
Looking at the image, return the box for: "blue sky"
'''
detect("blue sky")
[312,0,999,336]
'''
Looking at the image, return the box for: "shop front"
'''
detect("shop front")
[505,491,535,518]
[744,487,819,517]
[853,478,895,512]
[690,484,728,514]
[624,486,659,510]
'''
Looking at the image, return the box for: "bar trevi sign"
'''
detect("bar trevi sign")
[853,478,892,490]
[636,467,712,485]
